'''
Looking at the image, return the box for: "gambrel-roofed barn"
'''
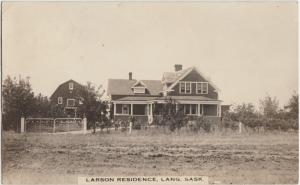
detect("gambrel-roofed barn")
[50,79,86,117]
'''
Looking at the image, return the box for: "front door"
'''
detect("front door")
[64,108,76,118]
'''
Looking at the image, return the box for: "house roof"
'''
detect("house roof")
[162,67,193,84]
[108,66,220,97]
[107,79,163,96]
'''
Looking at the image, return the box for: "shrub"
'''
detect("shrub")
[264,118,298,131]
[185,116,215,133]
[132,121,142,130]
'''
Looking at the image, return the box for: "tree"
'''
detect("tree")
[32,93,52,117]
[2,76,35,131]
[232,103,257,121]
[259,95,279,118]
[284,93,298,120]
[77,82,107,133]
[157,97,185,132]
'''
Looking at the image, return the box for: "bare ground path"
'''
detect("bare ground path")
[2,130,298,184]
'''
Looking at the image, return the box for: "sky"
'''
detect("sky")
[2,2,298,108]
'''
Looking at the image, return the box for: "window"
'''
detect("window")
[184,104,197,115]
[122,105,130,114]
[58,97,63,104]
[67,99,75,106]
[191,104,197,114]
[202,83,208,94]
[179,82,192,94]
[133,87,146,94]
[180,82,185,93]
[69,82,74,90]
[184,104,190,114]
[116,104,131,115]
[186,83,191,94]
[196,82,208,94]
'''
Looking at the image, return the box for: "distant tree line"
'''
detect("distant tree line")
[222,94,298,131]
[2,76,108,132]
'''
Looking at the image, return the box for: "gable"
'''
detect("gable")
[166,68,219,99]
[132,80,147,88]
[181,69,209,83]
[134,82,144,87]
[167,67,220,92]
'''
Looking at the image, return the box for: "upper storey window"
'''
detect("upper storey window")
[179,82,192,94]
[58,97,63,104]
[69,82,74,90]
[196,82,208,94]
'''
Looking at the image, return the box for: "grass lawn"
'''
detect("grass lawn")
[2,129,299,184]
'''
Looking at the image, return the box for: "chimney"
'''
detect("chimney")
[175,64,182,72]
[129,72,132,80]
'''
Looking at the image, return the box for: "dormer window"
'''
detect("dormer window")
[69,82,73,90]
[131,80,147,94]
[133,87,146,94]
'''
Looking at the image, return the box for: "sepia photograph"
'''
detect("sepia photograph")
[1,1,298,184]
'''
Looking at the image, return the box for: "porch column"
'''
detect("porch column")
[131,104,133,116]
[150,103,153,116]
[113,103,116,115]
[218,103,221,117]
[21,117,25,133]
[147,104,150,115]
[197,104,200,116]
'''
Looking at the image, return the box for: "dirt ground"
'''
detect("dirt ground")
[2,129,299,184]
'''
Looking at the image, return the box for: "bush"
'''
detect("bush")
[185,116,216,133]
[132,121,142,130]
[264,118,298,131]
[221,119,239,131]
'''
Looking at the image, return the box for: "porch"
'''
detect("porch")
[112,98,222,123]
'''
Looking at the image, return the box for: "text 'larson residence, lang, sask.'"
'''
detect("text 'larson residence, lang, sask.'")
[107,65,222,123]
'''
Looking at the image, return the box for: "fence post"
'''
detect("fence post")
[83,117,87,134]
[53,119,56,133]
[239,122,242,134]
[21,117,25,133]
[129,121,132,134]
[39,118,42,133]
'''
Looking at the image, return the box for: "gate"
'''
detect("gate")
[24,117,85,133]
